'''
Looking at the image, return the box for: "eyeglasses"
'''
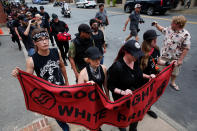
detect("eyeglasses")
[36,37,49,43]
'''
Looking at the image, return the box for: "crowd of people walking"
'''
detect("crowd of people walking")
[1,1,191,131]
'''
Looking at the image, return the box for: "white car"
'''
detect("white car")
[76,0,97,8]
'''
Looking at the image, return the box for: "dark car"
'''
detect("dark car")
[124,0,172,15]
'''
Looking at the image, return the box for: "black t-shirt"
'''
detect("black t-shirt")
[129,11,140,30]
[32,48,64,85]
[13,19,20,28]
[107,58,143,100]
[7,20,15,34]
[39,11,50,28]
[39,19,48,29]
[51,20,69,37]
[143,48,160,75]
[91,30,105,54]
[17,25,35,50]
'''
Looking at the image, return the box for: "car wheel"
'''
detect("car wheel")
[147,7,154,16]
[83,4,86,8]
[125,5,131,13]
[159,10,167,15]
[93,6,96,8]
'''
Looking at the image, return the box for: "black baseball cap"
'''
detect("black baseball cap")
[86,47,103,60]
[143,29,160,41]
[18,14,25,20]
[40,6,44,10]
[124,40,144,58]
[52,13,58,19]
[78,24,92,33]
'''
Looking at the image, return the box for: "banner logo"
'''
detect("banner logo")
[29,88,56,110]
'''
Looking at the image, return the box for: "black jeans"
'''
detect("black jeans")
[48,28,54,44]
[55,38,69,62]
[12,34,22,50]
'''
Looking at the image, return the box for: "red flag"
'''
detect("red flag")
[17,64,174,130]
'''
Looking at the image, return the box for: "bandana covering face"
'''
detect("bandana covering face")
[32,32,49,41]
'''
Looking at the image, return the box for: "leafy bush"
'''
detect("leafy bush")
[112,0,116,6]
[107,0,110,5]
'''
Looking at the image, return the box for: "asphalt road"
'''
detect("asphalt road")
[0,3,197,131]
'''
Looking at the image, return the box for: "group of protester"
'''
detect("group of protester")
[5,1,191,131]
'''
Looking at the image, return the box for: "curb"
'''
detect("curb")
[151,106,187,131]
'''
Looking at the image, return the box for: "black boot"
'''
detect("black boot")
[98,128,102,131]
[147,110,158,119]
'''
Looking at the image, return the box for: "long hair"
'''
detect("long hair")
[140,39,159,70]
[114,45,126,62]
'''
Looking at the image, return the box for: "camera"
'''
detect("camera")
[151,21,157,26]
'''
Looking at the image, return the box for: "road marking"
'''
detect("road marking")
[108,11,197,24]
[141,15,197,24]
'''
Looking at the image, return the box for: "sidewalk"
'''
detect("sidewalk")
[1,27,182,131]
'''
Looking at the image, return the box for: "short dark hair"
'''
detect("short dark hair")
[89,18,97,26]
[78,24,91,34]
[99,3,104,8]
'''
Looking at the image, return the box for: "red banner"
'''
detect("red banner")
[17,64,174,130]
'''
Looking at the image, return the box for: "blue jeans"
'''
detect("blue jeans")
[56,120,69,131]
[28,48,35,56]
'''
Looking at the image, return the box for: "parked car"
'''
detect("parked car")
[32,0,49,4]
[124,0,172,15]
[76,0,97,8]
[9,0,23,3]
